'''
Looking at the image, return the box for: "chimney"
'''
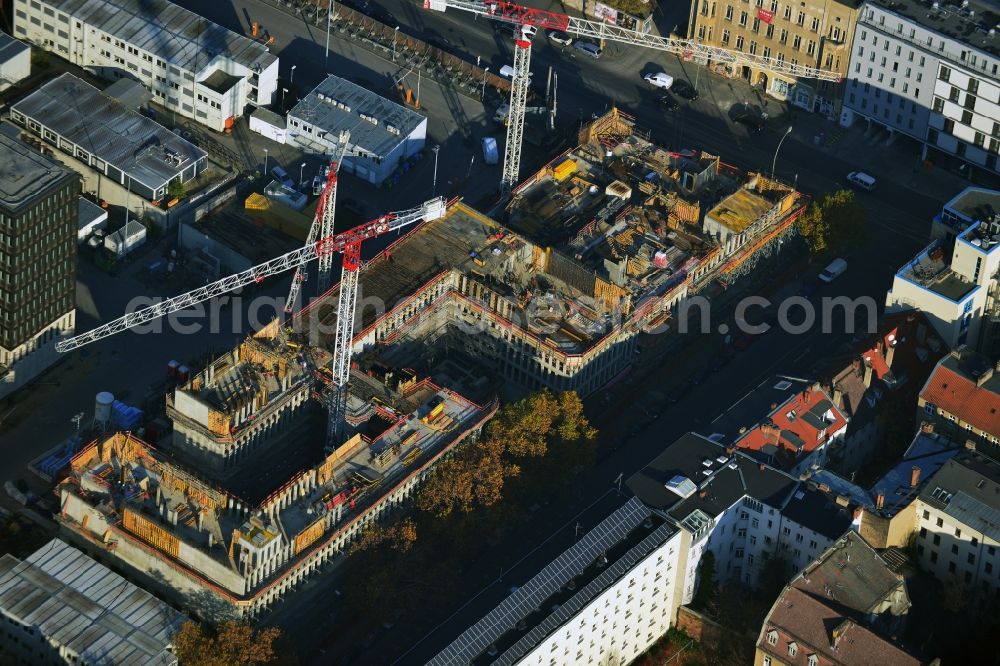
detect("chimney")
[978,365,995,387]
[863,358,874,388]
[853,506,863,523]
[831,619,851,648]
[698,489,707,498]
[197,511,205,531]
[921,421,935,434]
[876,339,884,354]
[725,446,736,457]
[759,463,766,471]
[966,439,977,451]
[833,387,844,408]
[910,466,921,487]
[875,492,885,509]
[885,338,897,369]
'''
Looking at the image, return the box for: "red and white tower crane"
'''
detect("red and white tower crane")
[284,138,350,313]
[423,0,842,191]
[56,193,448,449]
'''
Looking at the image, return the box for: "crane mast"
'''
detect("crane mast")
[285,138,350,314]
[502,29,533,191]
[424,0,841,191]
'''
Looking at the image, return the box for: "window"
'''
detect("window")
[931,551,938,563]
[808,655,818,666]
[952,544,959,555]
[796,11,805,26]
[739,10,748,26]
[722,29,730,45]
[725,5,733,19]
[968,553,976,565]
[767,630,778,646]
[788,642,798,657]
[779,29,788,44]
[934,535,941,546]
[940,65,951,81]
[736,36,744,50]
[810,17,819,31]
[949,561,957,573]
[933,97,944,113]
[937,518,944,527]
[792,35,802,50]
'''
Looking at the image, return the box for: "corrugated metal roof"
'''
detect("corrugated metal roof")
[11,73,206,190]
[0,538,187,665]
[45,0,275,74]
[0,29,29,67]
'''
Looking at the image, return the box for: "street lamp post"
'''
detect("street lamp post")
[280,87,289,111]
[771,126,793,180]
[290,64,297,87]
[481,67,490,99]
[392,26,399,61]
[300,162,307,188]
[263,148,269,176]
[432,145,440,195]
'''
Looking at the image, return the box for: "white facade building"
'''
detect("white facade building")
[13,0,278,133]
[287,75,427,185]
[426,498,686,666]
[628,433,852,602]
[914,447,1000,600]
[0,29,30,91]
[843,0,1000,177]
[886,208,1000,350]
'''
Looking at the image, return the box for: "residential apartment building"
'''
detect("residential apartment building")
[918,347,1000,444]
[0,132,79,400]
[628,433,852,600]
[755,532,930,666]
[914,445,1000,603]
[425,498,686,666]
[0,538,187,665]
[886,204,1000,351]
[809,424,959,549]
[843,0,1000,178]
[687,0,861,115]
[13,0,279,132]
[824,311,944,473]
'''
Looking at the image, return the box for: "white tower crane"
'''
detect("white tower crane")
[284,137,350,314]
[423,0,842,191]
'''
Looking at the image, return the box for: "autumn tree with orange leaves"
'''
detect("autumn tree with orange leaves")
[173,621,282,666]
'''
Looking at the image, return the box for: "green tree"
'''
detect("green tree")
[602,0,652,17]
[173,621,281,666]
[168,179,187,200]
[692,550,719,612]
[798,189,867,255]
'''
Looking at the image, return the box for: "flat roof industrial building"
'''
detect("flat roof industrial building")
[0,538,187,665]
[10,73,207,201]
[287,74,427,184]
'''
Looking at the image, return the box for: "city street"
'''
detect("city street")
[0,0,985,659]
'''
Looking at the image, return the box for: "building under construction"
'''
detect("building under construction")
[58,372,496,620]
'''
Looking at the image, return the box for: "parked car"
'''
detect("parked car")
[658,93,680,112]
[270,165,294,189]
[499,64,533,84]
[482,137,499,165]
[547,30,573,45]
[311,174,324,196]
[670,79,699,100]
[574,41,603,58]
[729,103,765,133]
[644,72,674,89]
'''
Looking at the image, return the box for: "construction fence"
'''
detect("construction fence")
[256,0,513,101]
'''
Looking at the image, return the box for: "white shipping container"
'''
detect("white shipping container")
[104,220,147,258]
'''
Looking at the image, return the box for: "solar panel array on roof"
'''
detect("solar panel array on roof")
[427,497,651,666]
[0,538,187,665]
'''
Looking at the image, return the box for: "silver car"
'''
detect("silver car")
[573,41,602,59]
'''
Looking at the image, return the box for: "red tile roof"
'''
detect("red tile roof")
[736,387,848,465]
[758,587,923,666]
[920,364,1000,436]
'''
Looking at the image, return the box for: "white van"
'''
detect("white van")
[499,65,532,84]
[482,137,499,165]
[818,258,848,283]
[846,171,876,191]
[643,72,674,89]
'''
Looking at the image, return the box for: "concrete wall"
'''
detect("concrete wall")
[178,221,253,274]
[0,311,75,401]
[0,37,29,91]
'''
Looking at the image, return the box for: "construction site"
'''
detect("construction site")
[58,361,497,620]
[49,108,811,623]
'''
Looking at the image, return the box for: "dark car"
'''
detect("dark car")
[367,4,396,25]
[426,34,454,52]
[670,79,699,101]
[658,93,680,112]
[729,103,765,133]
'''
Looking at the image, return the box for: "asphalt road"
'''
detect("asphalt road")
[0,0,975,659]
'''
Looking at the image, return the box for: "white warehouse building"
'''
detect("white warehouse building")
[842,0,1000,178]
[287,74,427,185]
[12,0,279,132]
